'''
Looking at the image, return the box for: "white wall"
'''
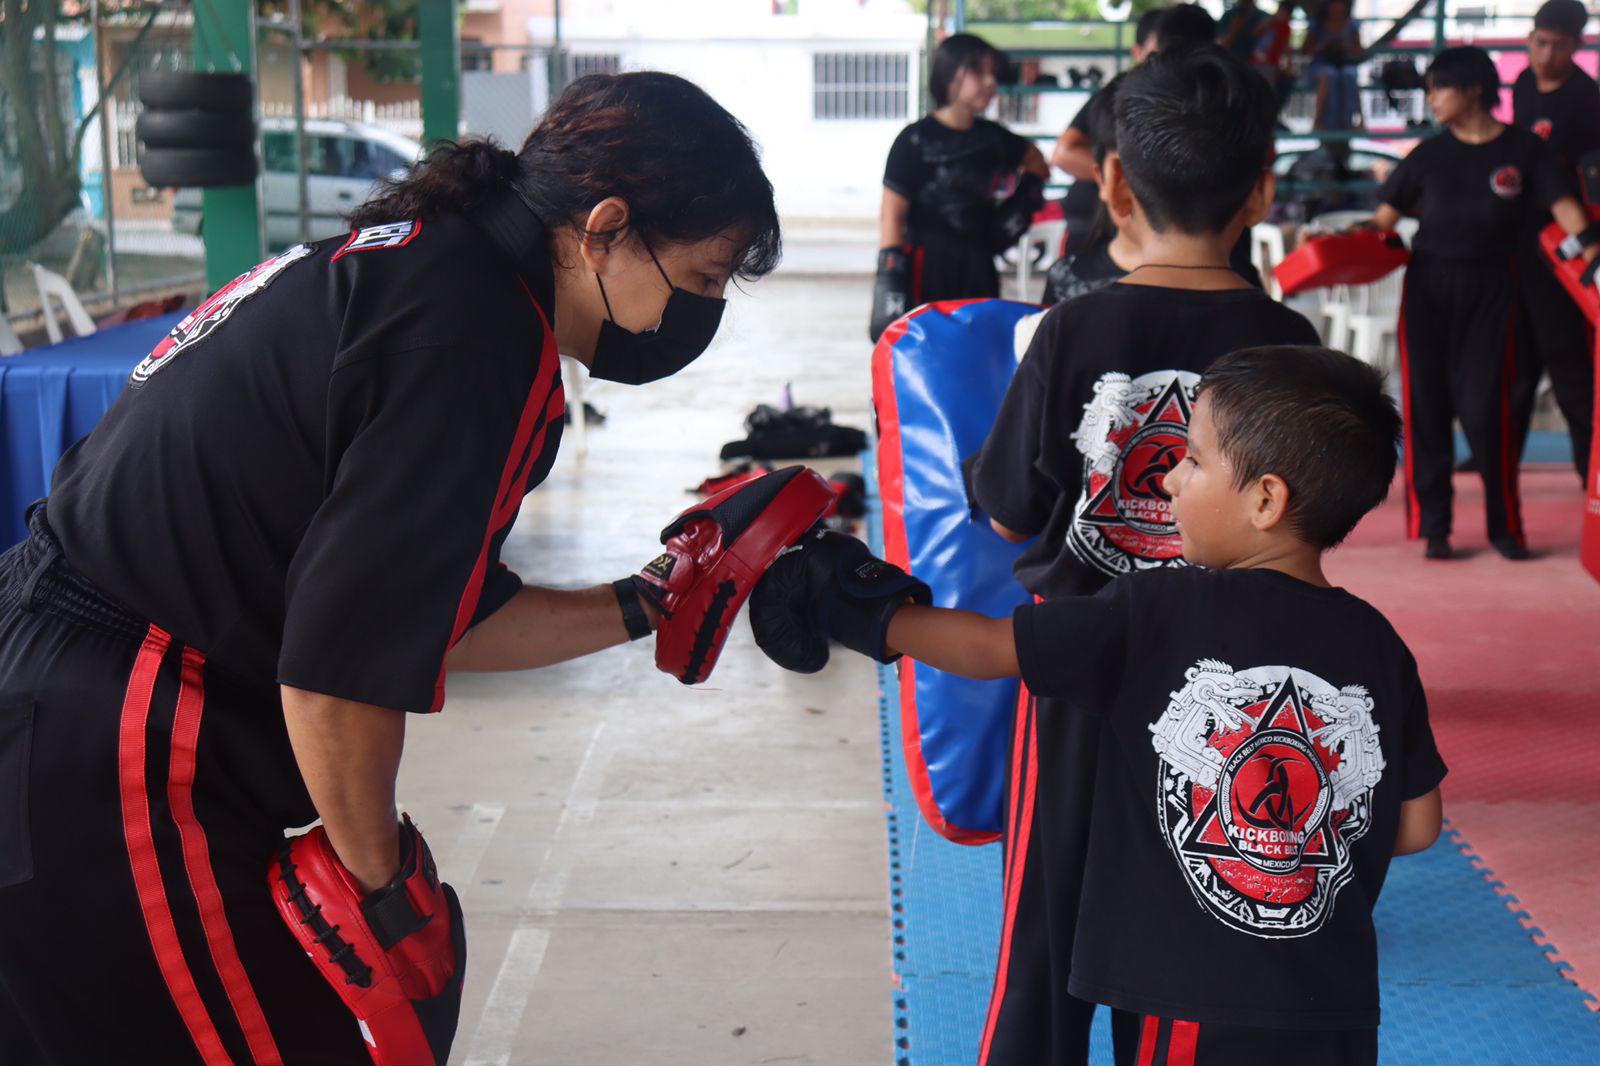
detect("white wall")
[529,1,926,220]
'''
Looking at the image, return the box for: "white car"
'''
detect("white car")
[173,118,423,248]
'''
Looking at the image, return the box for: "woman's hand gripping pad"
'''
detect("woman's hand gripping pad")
[269,816,464,1066]
[634,465,836,684]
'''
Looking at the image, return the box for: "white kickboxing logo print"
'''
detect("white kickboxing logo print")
[1068,369,1199,577]
[1150,661,1385,938]
[130,244,313,385]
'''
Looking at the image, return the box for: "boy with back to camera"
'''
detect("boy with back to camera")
[975,46,1327,1065]
[754,346,1448,1066]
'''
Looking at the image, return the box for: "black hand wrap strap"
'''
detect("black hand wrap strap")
[613,578,651,641]
[1583,254,1600,289]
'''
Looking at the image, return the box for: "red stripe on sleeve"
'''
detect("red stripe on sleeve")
[430,281,563,713]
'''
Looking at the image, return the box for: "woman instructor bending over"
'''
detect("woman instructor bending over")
[0,72,778,1065]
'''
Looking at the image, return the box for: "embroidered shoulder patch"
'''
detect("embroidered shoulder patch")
[332,219,422,261]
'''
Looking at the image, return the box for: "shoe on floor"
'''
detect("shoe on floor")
[1491,536,1531,561]
[1424,536,1453,560]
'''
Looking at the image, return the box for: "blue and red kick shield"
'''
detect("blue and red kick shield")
[872,299,1040,844]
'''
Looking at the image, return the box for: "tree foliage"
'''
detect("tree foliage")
[261,0,423,83]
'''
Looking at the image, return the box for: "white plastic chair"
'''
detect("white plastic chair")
[1345,269,1405,375]
[561,355,588,457]
[1250,222,1287,300]
[27,263,96,345]
[0,316,21,356]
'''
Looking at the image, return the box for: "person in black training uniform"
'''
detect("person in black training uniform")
[1044,74,1136,304]
[1051,7,1165,243]
[0,72,779,1064]
[871,32,1050,340]
[1047,5,1262,303]
[1510,0,1600,481]
[754,345,1447,1066]
[1371,46,1600,561]
[966,47,1321,1066]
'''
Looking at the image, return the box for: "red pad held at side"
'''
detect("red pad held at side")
[1274,230,1409,296]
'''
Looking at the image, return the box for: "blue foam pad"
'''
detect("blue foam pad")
[872,299,1040,843]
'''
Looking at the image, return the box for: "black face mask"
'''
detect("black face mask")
[589,242,727,385]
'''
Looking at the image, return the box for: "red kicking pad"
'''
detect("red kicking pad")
[1274,230,1409,296]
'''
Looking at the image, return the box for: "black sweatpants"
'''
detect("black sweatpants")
[0,514,371,1064]
[1511,235,1595,482]
[911,226,1000,306]
[980,683,1101,1066]
[1398,251,1526,544]
[1108,1010,1377,1066]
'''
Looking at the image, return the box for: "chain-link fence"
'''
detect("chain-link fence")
[0,5,206,338]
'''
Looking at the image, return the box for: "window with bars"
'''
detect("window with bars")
[564,53,621,82]
[813,52,910,121]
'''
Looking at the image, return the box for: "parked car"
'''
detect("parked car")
[1270,137,1408,222]
[173,118,423,248]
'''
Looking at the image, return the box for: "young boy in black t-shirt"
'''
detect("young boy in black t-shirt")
[963,47,1319,1066]
[754,346,1448,1066]
[1510,0,1600,479]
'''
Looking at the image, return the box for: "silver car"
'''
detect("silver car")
[174,117,423,248]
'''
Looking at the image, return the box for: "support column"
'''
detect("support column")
[420,0,461,147]
[194,0,262,291]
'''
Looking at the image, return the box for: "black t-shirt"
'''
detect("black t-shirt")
[1376,124,1575,258]
[884,115,1032,241]
[1512,66,1600,170]
[1512,66,1600,231]
[46,196,564,714]
[1013,567,1448,1028]
[970,284,1320,598]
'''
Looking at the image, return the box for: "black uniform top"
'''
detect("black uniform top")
[1512,66,1600,170]
[970,283,1320,598]
[1013,567,1448,1028]
[1376,124,1575,258]
[1512,66,1600,231]
[46,195,564,714]
[884,115,1033,241]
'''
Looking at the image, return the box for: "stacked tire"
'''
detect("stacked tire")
[137,71,258,188]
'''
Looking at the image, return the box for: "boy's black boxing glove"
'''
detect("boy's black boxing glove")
[750,529,932,673]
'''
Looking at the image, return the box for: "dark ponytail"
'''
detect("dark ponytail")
[347,71,781,279]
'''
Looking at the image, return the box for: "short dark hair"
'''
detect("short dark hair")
[1136,6,1169,49]
[1535,0,1587,40]
[1114,46,1277,233]
[1197,346,1401,548]
[1426,46,1502,114]
[1156,4,1218,50]
[1086,73,1126,164]
[931,33,1003,107]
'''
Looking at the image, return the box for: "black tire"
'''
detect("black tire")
[140,147,258,189]
[138,71,253,113]
[136,109,255,150]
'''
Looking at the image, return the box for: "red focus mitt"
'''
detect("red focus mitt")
[269,816,464,1066]
[1273,229,1409,296]
[634,464,836,684]
[1539,217,1600,325]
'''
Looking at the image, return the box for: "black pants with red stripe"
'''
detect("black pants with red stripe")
[1399,251,1526,544]
[1511,236,1594,482]
[911,226,1001,306]
[0,518,370,1064]
[980,685,1101,1066]
[1109,1010,1377,1066]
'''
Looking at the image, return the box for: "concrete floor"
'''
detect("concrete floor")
[395,275,889,1066]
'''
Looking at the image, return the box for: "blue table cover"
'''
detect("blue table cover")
[0,313,182,546]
